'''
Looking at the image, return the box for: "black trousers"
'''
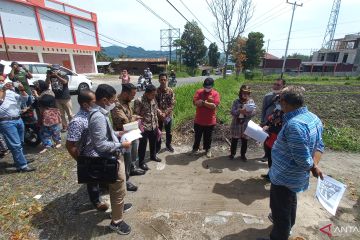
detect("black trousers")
[230,138,248,157]
[265,144,273,169]
[192,124,215,151]
[157,119,172,152]
[270,184,297,240]
[138,129,157,165]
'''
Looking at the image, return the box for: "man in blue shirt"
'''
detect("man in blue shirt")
[0,81,35,172]
[262,86,324,240]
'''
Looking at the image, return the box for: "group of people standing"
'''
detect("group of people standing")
[0,62,73,171]
[65,71,175,235]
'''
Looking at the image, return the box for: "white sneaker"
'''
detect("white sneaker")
[206,150,212,158]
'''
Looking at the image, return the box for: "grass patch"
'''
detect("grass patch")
[173,76,242,127]
[323,125,360,152]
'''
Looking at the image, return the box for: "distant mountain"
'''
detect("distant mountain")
[103,46,169,59]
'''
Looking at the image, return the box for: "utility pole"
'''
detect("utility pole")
[281,0,303,79]
[262,39,270,80]
[0,13,10,60]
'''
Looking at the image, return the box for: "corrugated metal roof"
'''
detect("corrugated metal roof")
[113,58,167,63]
[264,53,279,60]
[96,62,111,66]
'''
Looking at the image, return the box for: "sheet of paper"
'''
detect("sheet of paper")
[316,175,347,216]
[123,121,139,131]
[121,129,142,142]
[244,120,269,143]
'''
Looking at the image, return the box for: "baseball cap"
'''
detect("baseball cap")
[203,77,214,88]
[50,64,61,70]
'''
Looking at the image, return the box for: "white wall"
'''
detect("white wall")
[0,0,41,40]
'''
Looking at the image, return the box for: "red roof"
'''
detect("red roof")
[263,53,279,60]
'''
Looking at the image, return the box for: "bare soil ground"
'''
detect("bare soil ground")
[0,130,359,240]
[1,81,359,239]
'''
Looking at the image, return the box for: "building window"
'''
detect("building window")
[342,53,348,63]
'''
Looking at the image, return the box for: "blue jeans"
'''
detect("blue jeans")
[0,119,28,169]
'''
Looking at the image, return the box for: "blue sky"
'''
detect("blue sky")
[66,0,360,57]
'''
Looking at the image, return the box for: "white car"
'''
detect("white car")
[0,60,92,93]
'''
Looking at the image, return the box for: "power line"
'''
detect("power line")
[166,0,213,43]
[246,3,288,29]
[136,0,176,29]
[178,0,219,44]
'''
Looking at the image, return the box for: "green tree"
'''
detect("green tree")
[180,21,207,75]
[287,53,310,62]
[208,42,220,67]
[244,32,265,70]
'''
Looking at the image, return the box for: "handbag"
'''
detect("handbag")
[76,111,120,184]
[77,155,119,184]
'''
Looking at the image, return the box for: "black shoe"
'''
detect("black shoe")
[126,182,138,192]
[124,203,133,213]
[140,163,150,171]
[130,168,146,176]
[240,156,247,162]
[17,166,36,173]
[228,155,235,160]
[109,221,131,235]
[166,145,174,153]
[151,157,162,162]
[261,174,270,181]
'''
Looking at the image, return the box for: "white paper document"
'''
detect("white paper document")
[121,129,143,143]
[123,121,139,131]
[244,120,269,143]
[316,175,347,216]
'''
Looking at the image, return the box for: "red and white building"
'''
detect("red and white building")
[0,0,100,73]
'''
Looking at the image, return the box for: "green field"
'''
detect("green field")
[173,76,360,152]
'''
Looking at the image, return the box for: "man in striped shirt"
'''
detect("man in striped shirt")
[266,86,324,240]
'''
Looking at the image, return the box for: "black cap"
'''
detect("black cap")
[10,61,22,67]
[50,64,61,70]
[203,77,214,87]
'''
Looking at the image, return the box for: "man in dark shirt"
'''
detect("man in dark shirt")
[46,64,73,132]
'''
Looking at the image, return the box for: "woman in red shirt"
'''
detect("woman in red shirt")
[191,78,220,158]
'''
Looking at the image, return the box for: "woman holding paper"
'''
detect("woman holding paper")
[229,85,256,161]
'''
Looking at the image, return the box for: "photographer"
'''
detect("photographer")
[8,61,33,95]
[46,64,73,132]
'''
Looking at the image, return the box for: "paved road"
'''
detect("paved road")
[70,75,219,113]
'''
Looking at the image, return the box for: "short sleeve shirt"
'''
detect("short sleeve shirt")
[193,89,220,126]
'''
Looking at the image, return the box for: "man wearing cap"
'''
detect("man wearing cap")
[111,83,145,192]
[46,64,73,132]
[0,79,35,172]
[8,62,33,95]
[191,78,220,158]
[134,84,161,171]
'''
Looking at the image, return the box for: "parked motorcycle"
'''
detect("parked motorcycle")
[21,108,41,147]
[169,76,177,88]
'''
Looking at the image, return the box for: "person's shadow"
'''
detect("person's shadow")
[220,226,272,240]
[165,152,201,166]
[202,155,268,172]
[212,178,269,205]
[31,185,113,239]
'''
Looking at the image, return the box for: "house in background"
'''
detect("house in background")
[0,0,100,73]
[303,33,360,75]
[111,58,168,75]
[260,53,302,74]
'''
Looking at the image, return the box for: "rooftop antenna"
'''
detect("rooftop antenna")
[322,0,341,49]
